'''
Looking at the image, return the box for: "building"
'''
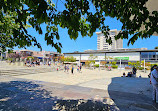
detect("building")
[6,49,63,62]
[0,48,6,60]
[96,29,123,50]
[64,48,158,65]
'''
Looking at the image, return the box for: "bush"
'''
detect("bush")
[139,67,144,70]
[112,61,116,65]
[105,65,108,68]
[111,65,118,69]
[150,64,158,67]
[94,64,99,68]
[125,67,131,69]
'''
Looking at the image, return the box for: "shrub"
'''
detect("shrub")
[139,67,144,70]
[125,67,131,69]
[111,65,118,69]
[94,64,99,68]
[112,61,116,65]
[105,65,108,68]
[150,64,158,67]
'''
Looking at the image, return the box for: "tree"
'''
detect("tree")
[64,56,76,62]
[155,47,158,49]
[85,60,91,67]
[1,0,158,52]
[88,54,97,64]
[100,61,107,66]
[60,56,65,62]
[128,61,141,68]
[89,54,97,60]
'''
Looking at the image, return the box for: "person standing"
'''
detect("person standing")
[149,65,157,78]
[71,65,74,74]
[132,67,137,77]
[80,65,82,72]
[64,65,67,72]
[67,65,69,73]
[77,66,79,72]
[150,66,158,104]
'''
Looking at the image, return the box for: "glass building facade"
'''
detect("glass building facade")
[141,52,158,61]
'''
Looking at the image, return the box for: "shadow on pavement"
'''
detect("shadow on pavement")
[0,81,57,111]
[108,77,157,111]
[0,80,114,111]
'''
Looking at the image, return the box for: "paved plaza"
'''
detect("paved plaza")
[0,61,158,111]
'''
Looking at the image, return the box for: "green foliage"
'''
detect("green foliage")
[94,64,99,68]
[150,64,158,67]
[27,56,34,60]
[112,61,116,65]
[139,67,144,70]
[108,62,112,66]
[85,60,91,67]
[8,58,13,61]
[128,61,140,68]
[89,54,97,60]
[155,47,158,49]
[1,0,158,52]
[90,60,95,64]
[111,65,118,69]
[64,56,76,62]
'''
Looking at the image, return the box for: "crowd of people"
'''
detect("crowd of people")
[24,60,51,67]
[63,64,82,74]
[122,67,137,77]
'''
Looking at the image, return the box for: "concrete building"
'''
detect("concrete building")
[6,49,63,62]
[96,29,123,50]
[64,48,158,65]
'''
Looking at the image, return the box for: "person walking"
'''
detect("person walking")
[71,65,74,74]
[150,66,158,104]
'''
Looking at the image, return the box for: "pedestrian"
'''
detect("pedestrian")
[48,61,51,66]
[149,65,157,78]
[77,66,79,72]
[80,65,82,72]
[64,65,67,72]
[132,67,137,77]
[150,66,158,104]
[71,65,74,74]
[57,67,59,71]
[67,65,69,73]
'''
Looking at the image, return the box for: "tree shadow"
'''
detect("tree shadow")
[0,80,114,111]
[108,77,156,110]
[0,81,57,111]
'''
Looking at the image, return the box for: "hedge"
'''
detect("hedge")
[94,64,99,68]
[111,65,118,69]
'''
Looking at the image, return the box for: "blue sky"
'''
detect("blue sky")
[14,1,158,53]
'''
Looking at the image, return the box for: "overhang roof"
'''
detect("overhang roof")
[64,49,158,54]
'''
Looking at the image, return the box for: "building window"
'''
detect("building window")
[141,52,157,60]
[111,32,115,35]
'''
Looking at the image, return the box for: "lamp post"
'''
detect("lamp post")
[144,59,146,73]
[120,59,121,69]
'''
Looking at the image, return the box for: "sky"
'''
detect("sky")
[14,1,158,53]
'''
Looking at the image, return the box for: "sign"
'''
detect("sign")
[115,57,129,60]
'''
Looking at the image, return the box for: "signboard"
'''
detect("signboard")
[114,57,129,60]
